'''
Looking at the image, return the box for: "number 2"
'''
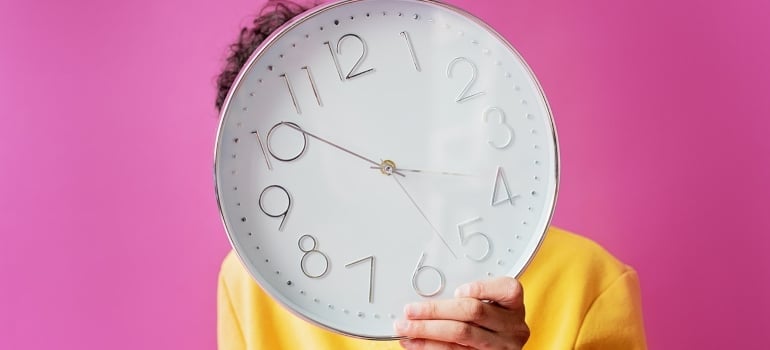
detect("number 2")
[447,57,485,103]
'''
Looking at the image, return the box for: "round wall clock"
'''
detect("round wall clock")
[214,0,558,339]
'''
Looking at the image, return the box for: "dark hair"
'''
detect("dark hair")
[215,0,311,111]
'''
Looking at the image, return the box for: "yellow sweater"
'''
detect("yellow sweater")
[217,227,647,349]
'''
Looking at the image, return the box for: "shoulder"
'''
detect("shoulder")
[218,250,273,316]
[519,227,645,349]
[219,250,250,294]
[521,226,631,288]
[220,250,247,283]
[218,250,271,308]
[218,251,394,349]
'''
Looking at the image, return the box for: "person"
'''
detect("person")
[214,1,648,349]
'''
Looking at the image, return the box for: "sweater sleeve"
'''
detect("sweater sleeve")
[574,268,648,350]
[217,266,247,350]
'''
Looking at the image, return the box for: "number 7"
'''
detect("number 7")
[345,256,375,303]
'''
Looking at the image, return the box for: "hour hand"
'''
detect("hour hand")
[279,122,404,176]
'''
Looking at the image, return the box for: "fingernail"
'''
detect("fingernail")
[394,319,409,332]
[404,303,420,317]
[455,283,471,297]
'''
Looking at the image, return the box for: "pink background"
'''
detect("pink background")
[1,0,769,349]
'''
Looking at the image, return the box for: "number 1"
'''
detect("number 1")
[251,130,273,170]
[401,31,421,72]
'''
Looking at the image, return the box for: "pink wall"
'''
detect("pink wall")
[1,0,768,349]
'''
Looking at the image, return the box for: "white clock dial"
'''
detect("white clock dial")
[214,0,558,339]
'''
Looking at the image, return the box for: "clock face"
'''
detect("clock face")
[215,0,558,339]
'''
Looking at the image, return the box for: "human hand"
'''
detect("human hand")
[394,277,530,350]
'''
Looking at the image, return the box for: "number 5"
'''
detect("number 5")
[457,217,491,261]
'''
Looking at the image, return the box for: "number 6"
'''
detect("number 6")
[411,252,445,297]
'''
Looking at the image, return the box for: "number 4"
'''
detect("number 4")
[491,166,520,206]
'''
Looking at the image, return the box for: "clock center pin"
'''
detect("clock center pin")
[379,159,397,176]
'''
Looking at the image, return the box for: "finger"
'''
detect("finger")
[399,338,473,350]
[395,319,500,349]
[404,298,512,332]
[454,277,524,311]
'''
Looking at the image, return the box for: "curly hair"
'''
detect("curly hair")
[215,0,311,111]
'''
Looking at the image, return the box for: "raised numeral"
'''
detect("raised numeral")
[400,31,421,72]
[447,57,485,103]
[457,217,492,261]
[280,67,323,115]
[258,185,291,231]
[325,34,375,81]
[298,234,330,279]
[411,252,445,297]
[279,73,301,114]
[346,256,375,303]
[484,107,514,149]
[301,66,323,107]
[491,166,520,206]
[251,130,273,170]
[267,122,308,162]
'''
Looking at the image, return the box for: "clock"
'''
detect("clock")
[214,0,558,340]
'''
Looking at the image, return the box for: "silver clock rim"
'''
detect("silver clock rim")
[213,0,560,340]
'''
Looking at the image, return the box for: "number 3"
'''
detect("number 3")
[484,107,514,149]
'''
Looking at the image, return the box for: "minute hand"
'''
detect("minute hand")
[370,167,474,177]
[392,176,458,259]
[280,122,404,176]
